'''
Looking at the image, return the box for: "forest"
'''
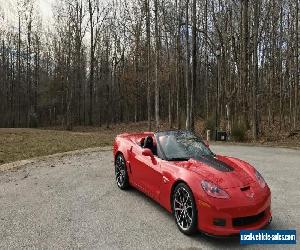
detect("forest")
[0,0,299,140]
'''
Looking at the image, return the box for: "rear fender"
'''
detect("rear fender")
[114,137,134,175]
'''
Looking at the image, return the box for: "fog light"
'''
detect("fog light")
[213,218,226,227]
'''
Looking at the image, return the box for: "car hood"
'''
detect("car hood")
[174,155,256,189]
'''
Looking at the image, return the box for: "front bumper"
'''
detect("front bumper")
[197,187,271,236]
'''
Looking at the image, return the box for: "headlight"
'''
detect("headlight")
[255,170,266,188]
[201,180,229,199]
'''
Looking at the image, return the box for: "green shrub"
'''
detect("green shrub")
[29,112,38,128]
[231,124,247,142]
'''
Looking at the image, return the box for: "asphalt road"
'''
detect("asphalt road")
[0,145,299,249]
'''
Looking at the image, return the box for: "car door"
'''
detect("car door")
[129,146,162,201]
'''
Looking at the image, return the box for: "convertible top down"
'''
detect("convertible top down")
[113,130,272,236]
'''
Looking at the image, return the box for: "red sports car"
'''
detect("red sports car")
[113,130,272,236]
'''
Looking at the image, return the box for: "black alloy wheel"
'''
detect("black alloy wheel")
[115,153,129,190]
[173,183,197,235]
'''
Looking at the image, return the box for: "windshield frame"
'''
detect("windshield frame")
[154,130,215,161]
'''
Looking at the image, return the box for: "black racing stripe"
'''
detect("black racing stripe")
[196,156,234,172]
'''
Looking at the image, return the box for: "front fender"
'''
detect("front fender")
[159,163,204,212]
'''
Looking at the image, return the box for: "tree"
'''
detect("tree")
[190,0,197,131]
[176,0,182,129]
[88,0,95,126]
[240,0,249,125]
[252,0,260,140]
[154,0,160,130]
[145,0,151,130]
[185,0,191,130]
[294,0,299,128]
[0,0,299,139]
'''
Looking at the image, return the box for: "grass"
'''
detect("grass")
[1,119,299,165]
[0,122,151,165]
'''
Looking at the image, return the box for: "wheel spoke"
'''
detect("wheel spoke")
[115,156,126,186]
[174,198,183,207]
[186,212,192,222]
[175,207,183,210]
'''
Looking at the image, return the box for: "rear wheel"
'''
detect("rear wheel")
[115,153,129,190]
[172,183,197,235]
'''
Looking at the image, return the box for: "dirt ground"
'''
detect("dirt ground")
[1,120,299,165]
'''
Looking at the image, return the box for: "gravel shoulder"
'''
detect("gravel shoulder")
[0,145,299,249]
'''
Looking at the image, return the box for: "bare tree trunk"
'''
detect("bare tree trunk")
[185,0,191,130]
[190,0,197,131]
[154,0,160,130]
[279,6,284,130]
[66,20,72,131]
[34,35,40,120]
[240,0,249,124]
[145,0,151,131]
[88,0,94,126]
[26,10,33,127]
[176,0,181,129]
[161,1,172,128]
[17,14,21,127]
[252,0,260,140]
[204,0,209,121]
[294,0,299,128]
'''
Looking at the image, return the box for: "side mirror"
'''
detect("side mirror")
[142,148,153,157]
[204,140,210,148]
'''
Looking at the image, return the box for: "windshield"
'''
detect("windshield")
[155,131,214,161]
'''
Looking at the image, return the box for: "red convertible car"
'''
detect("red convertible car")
[113,130,272,236]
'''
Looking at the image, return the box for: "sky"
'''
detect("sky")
[0,0,54,28]
[39,0,54,20]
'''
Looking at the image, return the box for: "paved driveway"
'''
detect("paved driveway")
[0,145,299,249]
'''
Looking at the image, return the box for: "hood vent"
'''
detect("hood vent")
[196,156,234,172]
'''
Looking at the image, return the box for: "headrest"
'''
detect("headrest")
[143,136,153,149]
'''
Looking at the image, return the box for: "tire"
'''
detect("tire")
[172,183,197,235]
[115,153,129,190]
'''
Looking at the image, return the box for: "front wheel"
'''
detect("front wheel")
[173,183,197,235]
[115,153,129,190]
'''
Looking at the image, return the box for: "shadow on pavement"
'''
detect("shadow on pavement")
[126,188,245,248]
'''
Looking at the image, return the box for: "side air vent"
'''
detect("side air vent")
[241,186,250,191]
